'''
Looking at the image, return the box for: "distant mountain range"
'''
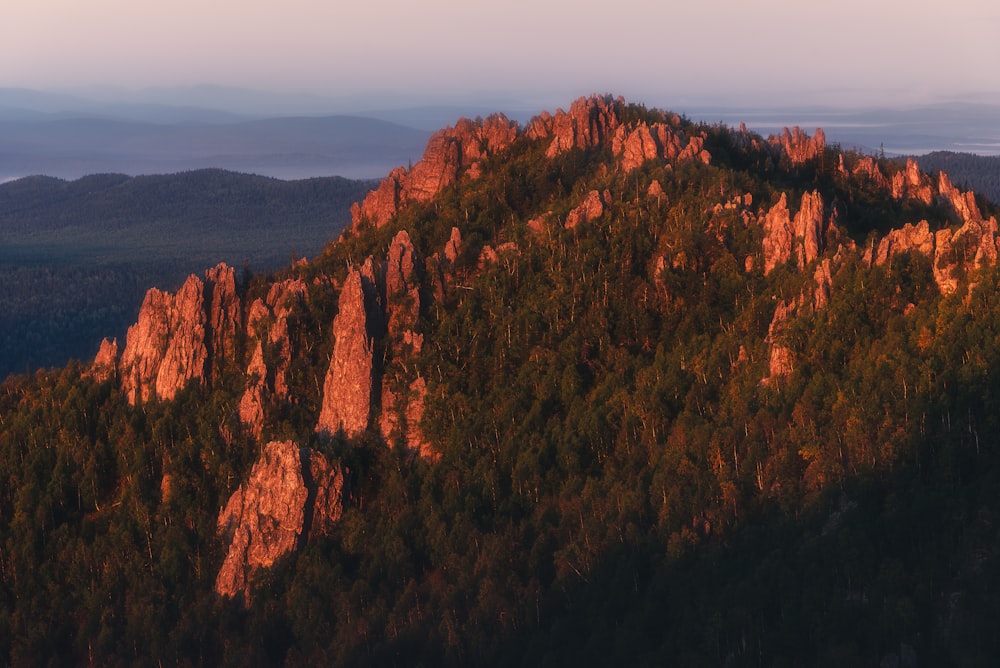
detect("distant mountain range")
[0,114,431,181]
[5,87,1000,186]
[0,169,374,377]
[0,86,541,181]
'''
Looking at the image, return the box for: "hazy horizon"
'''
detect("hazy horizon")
[5,1,999,114]
[3,0,1000,181]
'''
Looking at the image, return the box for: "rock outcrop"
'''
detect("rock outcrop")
[565,190,605,229]
[316,266,380,438]
[119,274,208,404]
[112,263,241,405]
[527,95,625,158]
[88,337,119,383]
[351,115,518,229]
[850,156,889,189]
[763,300,796,385]
[378,236,431,457]
[215,440,346,605]
[891,158,934,205]
[813,259,834,310]
[870,217,1000,295]
[938,172,983,225]
[384,229,422,340]
[770,127,825,165]
[312,230,435,456]
[761,191,829,275]
[205,263,242,382]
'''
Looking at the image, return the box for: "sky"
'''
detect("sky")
[3,0,1000,112]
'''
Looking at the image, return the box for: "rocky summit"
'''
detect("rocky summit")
[4,95,1000,666]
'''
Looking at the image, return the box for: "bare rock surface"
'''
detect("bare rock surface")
[120,274,207,404]
[215,440,345,605]
[761,191,828,274]
[770,126,825,165]
[88,337,119,383]
[565,190,605,230]
[317,267,378,438]
[351,114,518,229]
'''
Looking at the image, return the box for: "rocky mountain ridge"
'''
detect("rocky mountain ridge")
[3,93,990,664]
[86,95,1000,609]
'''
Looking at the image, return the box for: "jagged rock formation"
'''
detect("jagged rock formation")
[527,95,625,157]
[384,230,422,340]
[109,263,241,404]
[205,263,242,382]
[88,337,118,383]
[352,95,715,236]
[938,171,984,224]
[869,217,1000,295]
[892,158,934,204]
[850,156,890,189]
[864,160,1000,295]
[239,278,310,438]
[770,126,826,165]
[763,300,796,385]
[351,115,518,229]
[316,266,380,438]
[761,191,830,274]
[119,274,208,404]
[565,190,606,229]
[215,440,345,605]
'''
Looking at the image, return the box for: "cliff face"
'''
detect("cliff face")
[316,266,380,438]
[119,274,208,405]
[116,264,241,405]
[761,191,831,275]
[215,440,345,605]
[314,230,431,455]
[770,126,826,165]
[205,263,242,382]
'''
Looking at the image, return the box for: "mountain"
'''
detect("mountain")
[0,169,375,378]
[3,95,1000,666]
[0,114,430,181]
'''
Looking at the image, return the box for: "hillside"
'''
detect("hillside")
[0,169,374,377]
[2,95,1000,666]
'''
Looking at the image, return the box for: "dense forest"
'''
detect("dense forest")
[0,169,373,377]
[2,97,1000,666]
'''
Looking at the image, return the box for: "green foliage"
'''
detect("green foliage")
[3,112,1000,666]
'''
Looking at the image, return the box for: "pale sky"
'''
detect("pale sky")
[3,0,1000,110]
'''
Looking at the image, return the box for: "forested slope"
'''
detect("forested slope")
[2,96,1000,666]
